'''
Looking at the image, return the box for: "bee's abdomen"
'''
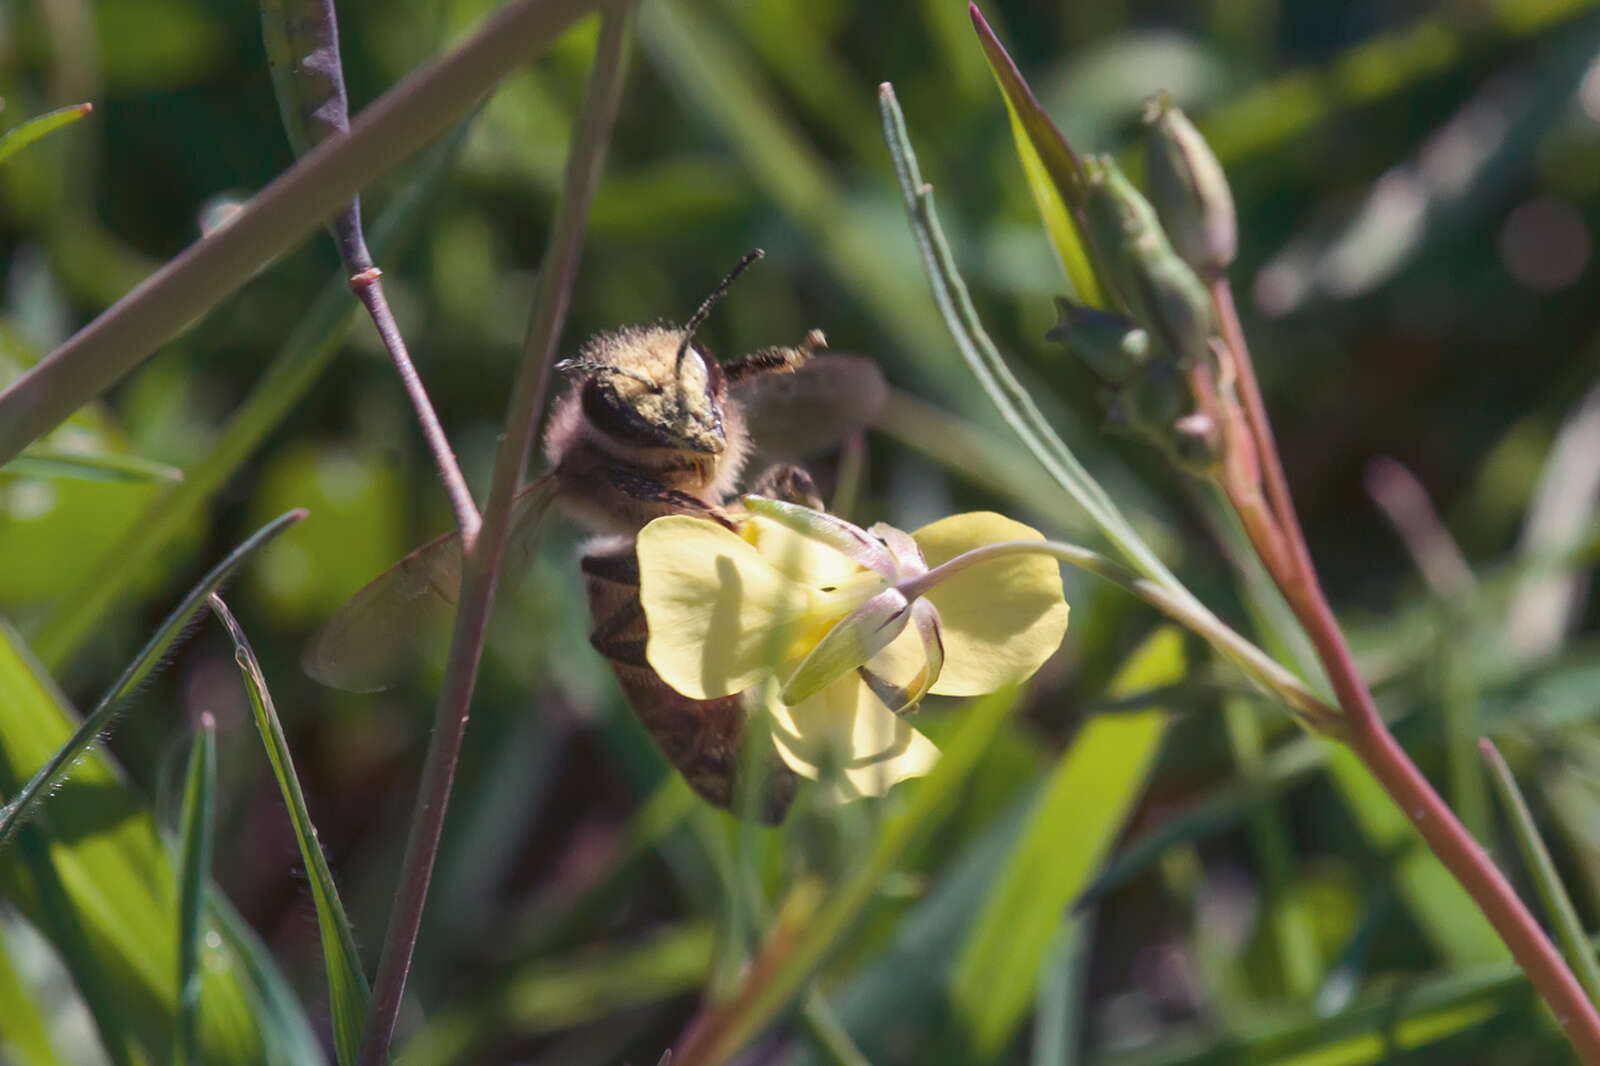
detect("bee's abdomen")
[582,543,797,822]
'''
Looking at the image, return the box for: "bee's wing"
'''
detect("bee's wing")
[733,353,887,463]
[303,477,558,692]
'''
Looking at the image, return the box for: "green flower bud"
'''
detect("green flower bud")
[1143,94,1237,277]
[1046,297,1151,385]
[781,588,912,706]
[1170,412,1223,476]
[1081,155,1214,369]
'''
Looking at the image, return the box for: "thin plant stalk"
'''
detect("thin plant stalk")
[356,6,634,1064]
[0,0,601,468]
[262,0,481,543]
[349,273,482,545]
[1481,738,1600,1010]
[1207,277,1600,1062]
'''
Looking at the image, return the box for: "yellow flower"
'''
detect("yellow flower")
[635,503,1070,798]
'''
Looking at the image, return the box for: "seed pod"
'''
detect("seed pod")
[261,0,371,271]
[1045,297,1151,385]
[1081,155,1213,369]
[1144,94,1237,277]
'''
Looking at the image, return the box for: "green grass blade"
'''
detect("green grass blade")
[0,622,277,1064]
[952,627,1181,1056]
[968,5,1103,308]
[0,918,69,1066]
[1324,745,1505,965]
[209,594,369,1066]
[1033,911,1092,1066]
[877,81,1182,596]
[0,509,305,847]
[0,104,93,165]
[209,902,328,1066]
[33,118,472,671]
[1481,738,1600,1007]
[1222,696,1322,999]
[175,717,217,1066]
[5,445,184,483]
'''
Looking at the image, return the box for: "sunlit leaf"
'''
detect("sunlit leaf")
[969,5,1104,308]
[0,105,93,166]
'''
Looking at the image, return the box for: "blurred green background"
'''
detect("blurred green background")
[5,0,1600,1063]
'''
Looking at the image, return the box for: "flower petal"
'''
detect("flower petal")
[740,513,873,588]
[912,512,1070,695]
[763,678,940,799]
[638,515,839,699]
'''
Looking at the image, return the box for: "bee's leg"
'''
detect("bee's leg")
[607,466,736,529]
[722,329,827,384]
[747,464,824,509]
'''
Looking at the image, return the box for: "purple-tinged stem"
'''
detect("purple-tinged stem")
[355,6,633,1065]
[349,269,482,546]
[1209,276,1600,1064]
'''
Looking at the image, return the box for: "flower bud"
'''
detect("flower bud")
[781,588,911,706]
[1143,94,1236,277]
[1081,155,1213,369]
[1046,297,1151,385]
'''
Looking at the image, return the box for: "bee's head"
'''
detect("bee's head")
[571,329,729,454]
[559,251,765,455]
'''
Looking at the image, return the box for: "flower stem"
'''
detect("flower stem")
[897,538,1340,735]
[355,7,633,1064]
[349,269,482,546]
[1209,276,1600,1063]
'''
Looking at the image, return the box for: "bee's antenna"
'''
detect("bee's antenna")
[677,249,765,376]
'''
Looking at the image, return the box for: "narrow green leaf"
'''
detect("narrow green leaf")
[1222,697,1322,999]
[1324,745,1506,965]
[0,623,277,1064]
[0,104,93,165]
[0,919,69,1066]
[968,5,1103,308]
[0,509,305,847]
[1481,738,1600,1008]
[4,445,185,483]
[952,627,1180,1055]
[1032,918,1090,1066]
[175,718,218,1066]
[209,595,369,1066]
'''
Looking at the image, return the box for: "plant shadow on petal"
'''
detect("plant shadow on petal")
[701,554,746,697]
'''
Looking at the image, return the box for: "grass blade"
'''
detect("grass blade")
[1481,738,1600,1008]
[952,627,1181,1055]
[209,594,369,1066]
[0,0,602,467]
[0,104,93,165]
[5,445,184,483]
[175,717,217,1066]
[0,621,282,1063]
[877,81,1185,599]
[968,5,1103,307]
[0,509,305,847]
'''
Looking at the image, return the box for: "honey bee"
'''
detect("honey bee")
[305,252,885,822]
